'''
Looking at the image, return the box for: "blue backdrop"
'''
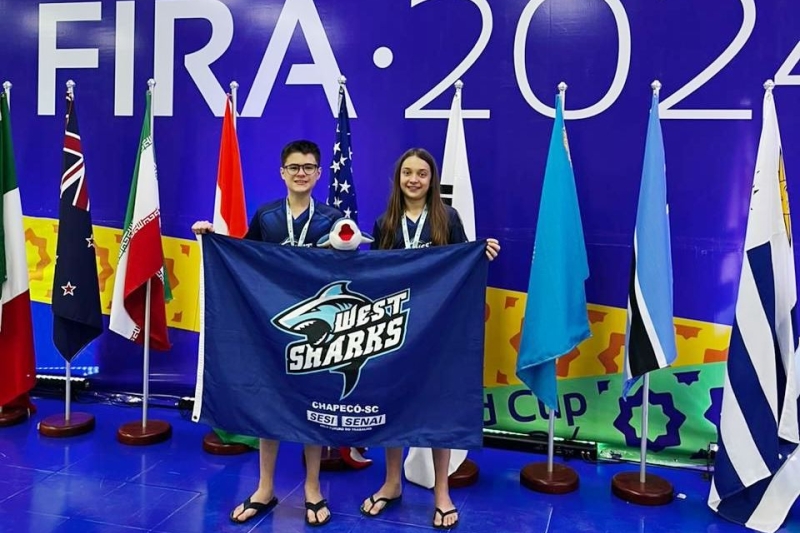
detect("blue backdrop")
[1,0,799,395]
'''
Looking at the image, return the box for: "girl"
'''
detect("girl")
[360,148,500,529]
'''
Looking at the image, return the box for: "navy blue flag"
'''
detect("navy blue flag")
[192,234,488,449]
[51,93,103,361]
[327,86,357,221]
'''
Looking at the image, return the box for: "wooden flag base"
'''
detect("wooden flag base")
[611,472,673,505]
[202,431,252,455]
[39,412,95,437]
[301,447,353,471]
[449,458,479,488]
[0,406,29,427]
[320,447,349,471]
[520,462,579,494]
[117,420,172,446]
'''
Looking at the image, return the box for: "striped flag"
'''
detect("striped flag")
[109,90,171,350]
[440,84,475,240]
[51,92,103,361]
[212,94,247,238]
[707,86,800,533]
[622,90,677,397]
[0,91,37,406]
[327,85,357,221]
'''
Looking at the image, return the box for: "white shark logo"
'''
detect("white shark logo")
[273,282,367,346]
[272,281,410,399]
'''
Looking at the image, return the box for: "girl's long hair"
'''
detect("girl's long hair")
[379,148,449,250]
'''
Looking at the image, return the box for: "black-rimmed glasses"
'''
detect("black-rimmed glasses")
[283,164,320,175]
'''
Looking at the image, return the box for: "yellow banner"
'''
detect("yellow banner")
[25,215,730,386]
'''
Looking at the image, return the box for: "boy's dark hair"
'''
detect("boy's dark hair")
[281,140,321,166]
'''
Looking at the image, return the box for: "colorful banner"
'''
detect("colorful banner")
[193,235,489,448]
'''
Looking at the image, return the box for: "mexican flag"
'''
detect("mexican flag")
[109,91,171,351]
[0,92,37,406]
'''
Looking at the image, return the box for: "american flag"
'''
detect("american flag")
[327,86,357,221]
[51,92,103,361]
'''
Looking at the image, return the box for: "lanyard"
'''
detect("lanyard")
[402,205,428,249]
[286,197,314,247]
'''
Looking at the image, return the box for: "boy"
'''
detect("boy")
[192,140,342,526]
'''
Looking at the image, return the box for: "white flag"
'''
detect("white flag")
[440,85,476,241]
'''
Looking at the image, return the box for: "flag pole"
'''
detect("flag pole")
[337,75,346,109]
[0,80,28,428]
[453,77,481,488]
[142,277,152,430]
[610,80,673,506]
[3,81,11,107]
[117,77,171,445]
[544,81,569,476]
[115,80,171,446]
[230,81,238,130]
[639,373,651,482]
[319,73,377,472]
[519,81,579,495]
[0,81,7,420]
[39,79,99,438]
[64,79,76,425]
[1,84,8,416]
[636,79,661,484]
[201,79,254,455]
[141,78,156,431]
[324,72,359,471]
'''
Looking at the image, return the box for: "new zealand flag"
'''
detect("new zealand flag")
[51,93,103,361]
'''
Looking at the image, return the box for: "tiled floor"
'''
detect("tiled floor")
[0,398,797,532]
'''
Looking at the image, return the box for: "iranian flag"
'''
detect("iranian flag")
[0,91,36,406]
[109,91,171,351]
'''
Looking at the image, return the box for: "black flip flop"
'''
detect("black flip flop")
[305,499,332,527]
[360,494,402,517]
[229,495,278,524]
[433,507,459,529]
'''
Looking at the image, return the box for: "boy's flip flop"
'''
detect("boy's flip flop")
[229,495,278,524]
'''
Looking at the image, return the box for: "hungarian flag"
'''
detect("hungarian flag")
[0,91,37,406]
[51,92,103,361]
[212,94,247,237]
[109,91,171,350]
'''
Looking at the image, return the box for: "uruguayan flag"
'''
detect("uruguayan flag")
[708,84,800,533]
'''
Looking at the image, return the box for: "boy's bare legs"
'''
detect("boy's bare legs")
[230,438,279,522]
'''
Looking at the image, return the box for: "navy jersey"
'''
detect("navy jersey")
[370,205,468,250]
[244,198,342,246]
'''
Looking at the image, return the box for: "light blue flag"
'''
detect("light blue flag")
[516,94,590,411]
[622,90,677,398]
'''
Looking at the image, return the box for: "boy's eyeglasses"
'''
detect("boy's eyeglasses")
[283,164,319,175]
